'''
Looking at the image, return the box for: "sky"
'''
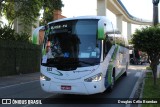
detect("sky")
[121,0,153,21]
[61,0,156,36]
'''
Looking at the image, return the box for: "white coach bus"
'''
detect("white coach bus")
[33,16,129,95]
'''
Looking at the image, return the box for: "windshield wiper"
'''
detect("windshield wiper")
[42,58,58,65]
[78,60,95,66]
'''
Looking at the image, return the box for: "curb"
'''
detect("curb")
[125,69,146,107]
[138,79,145,107]
[138,70,152,107]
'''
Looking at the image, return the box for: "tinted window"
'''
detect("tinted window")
[42,19,101,69]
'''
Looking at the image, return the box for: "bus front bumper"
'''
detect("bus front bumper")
[40,79,105,95]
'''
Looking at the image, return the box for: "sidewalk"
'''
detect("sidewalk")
[126,64,148,107]
[0,72,40,87]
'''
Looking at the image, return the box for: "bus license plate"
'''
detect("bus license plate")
[61,85,71,90]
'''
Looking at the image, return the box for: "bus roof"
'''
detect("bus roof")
[48,16,110,24]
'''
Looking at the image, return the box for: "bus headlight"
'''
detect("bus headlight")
[84,73,102,82]
[40,74,51,81]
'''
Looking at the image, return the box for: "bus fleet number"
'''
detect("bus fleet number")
[47,67,52,71]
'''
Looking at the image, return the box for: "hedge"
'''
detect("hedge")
[0,40,41,77]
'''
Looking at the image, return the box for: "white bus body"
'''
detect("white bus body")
[33,16,129,95]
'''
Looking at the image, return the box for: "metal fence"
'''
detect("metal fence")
[0,40,41,77]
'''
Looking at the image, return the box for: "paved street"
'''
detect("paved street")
[0,65,146,107]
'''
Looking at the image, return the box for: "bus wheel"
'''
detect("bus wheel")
[123,71,127,76]
[123,62,128,76]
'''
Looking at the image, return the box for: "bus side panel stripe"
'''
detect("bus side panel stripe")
[106,45,119,85]
[107,64,113,84]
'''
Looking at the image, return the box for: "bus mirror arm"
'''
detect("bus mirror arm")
[100,60,104,63]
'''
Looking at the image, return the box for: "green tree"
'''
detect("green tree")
[2,1,15,26]
[0,0,4,14]
[0,0,5,24]
[2,0,43,29]
[0,25,15,40]
[40,0,64,25]
[132,26,160,85]
[0,25,31,42]
[2,0,64,30]
[1,0,63,41]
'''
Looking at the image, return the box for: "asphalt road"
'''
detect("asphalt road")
[0,65,146,107]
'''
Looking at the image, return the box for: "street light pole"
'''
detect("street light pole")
[153,0,159,26]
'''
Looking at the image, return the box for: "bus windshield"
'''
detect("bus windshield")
[42,19,101,69]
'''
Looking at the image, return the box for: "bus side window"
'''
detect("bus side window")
[106,35,112,54]
[103,35,112,59]
[103,39,107,59]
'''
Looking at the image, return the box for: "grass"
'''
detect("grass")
[146,66,152,70]
[141,72,160,107]
[145,72,153,78]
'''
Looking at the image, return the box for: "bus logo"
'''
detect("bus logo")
[2,99,11,104]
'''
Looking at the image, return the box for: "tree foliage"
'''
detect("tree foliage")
[2,1,15,26]
[0,25,30,42]
[40,0,64,25]
[1,0,63,41]
[132,25,160,85]
[15,0,42,29]
[0,25,15,40]
[0,0,4,16]
[2,0,43,31]
[2,0,64,31]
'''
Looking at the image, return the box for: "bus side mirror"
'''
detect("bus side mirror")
[32,26,44,45]
[97,20,105,40]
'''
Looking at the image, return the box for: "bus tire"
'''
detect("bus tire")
[123,71,127,76]
[123,62,128,76]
